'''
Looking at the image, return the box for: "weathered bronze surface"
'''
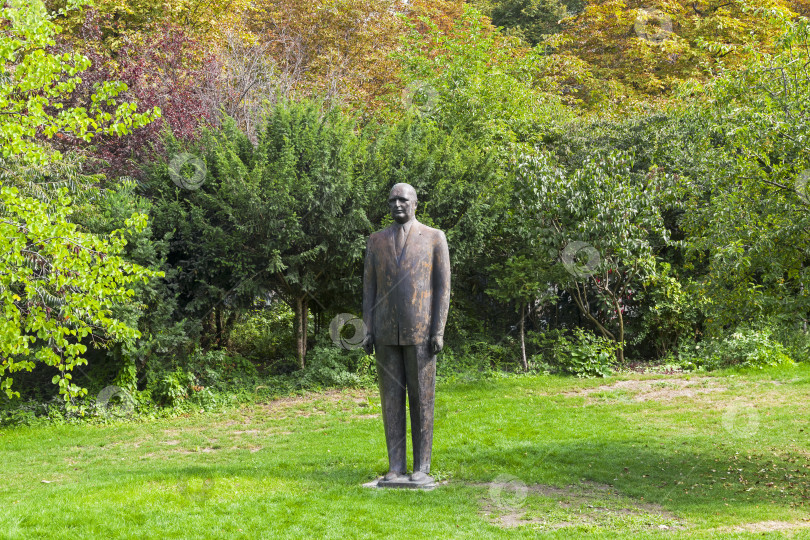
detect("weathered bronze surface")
[362,183,450,487]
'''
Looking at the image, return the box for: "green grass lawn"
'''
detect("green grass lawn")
[1,364,809,539]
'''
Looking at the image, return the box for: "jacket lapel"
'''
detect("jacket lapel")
[387,226,398,266]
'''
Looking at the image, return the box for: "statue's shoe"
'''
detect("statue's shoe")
[410,471,433,484]
[383,471,405,482]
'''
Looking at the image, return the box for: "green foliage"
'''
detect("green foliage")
[397,4,572,157]
[515,150,668,361]
[0,179,160,401]
[229,304,296,368]
[767,320,810,363]
[636,263,702,358]
[676,16,810,335]
[360,115,500,269]
[471,0,584,45]
[159,348,266,410]
[151,367,196,406]
[0,0,162,403]
[142,105,506,371]
[544,327,617,378]
[7,0,810,410]
[143,102,371,366]
[296,344,375,389]
[438,337,520,377]
[676,325,795,371]
[0,0,159,164]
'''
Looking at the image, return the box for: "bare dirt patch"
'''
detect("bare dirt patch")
[174,447,219,454]
[720,520,810,533]
[564,377,726,402]
[260,389,375,413]
[478,480,685,531]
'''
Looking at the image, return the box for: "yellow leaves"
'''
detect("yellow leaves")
[548,0,800,108]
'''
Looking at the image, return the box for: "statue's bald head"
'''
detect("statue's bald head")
[388,183,418,224]
[389,183,417,201]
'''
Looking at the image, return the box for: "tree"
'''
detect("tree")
[676,14,810,334]
[244,0,463,111]
[51,0,249,48]
[470,0,585,45]
[547,0,798,106]
[0,0,160,400]
[145,102,371,368]
[487,256,560,370]
[1,0,158,164]
[517,151,669,362]
[397,4,572,156]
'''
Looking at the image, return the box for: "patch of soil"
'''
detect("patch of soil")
[260,389,374,414]
[175,447,219,454]
[564,377,726,402]
[724,521,810,533]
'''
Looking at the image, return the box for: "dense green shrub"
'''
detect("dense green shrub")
[229,304,297,371]
[769,322,810,363]
[542,328,618,378]
[675,326,795,371]
[296,344,375,389]
[633,264,702,359]
[151,368,197,406]
[438,336,521,377]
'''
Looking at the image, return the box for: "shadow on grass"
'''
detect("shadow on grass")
[114,436,806,518]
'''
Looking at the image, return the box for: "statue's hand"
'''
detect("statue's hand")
[430,335,444,355]
[362,333,374,355]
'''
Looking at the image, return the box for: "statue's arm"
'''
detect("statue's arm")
[430,231,451,354]
[362,237,376,354]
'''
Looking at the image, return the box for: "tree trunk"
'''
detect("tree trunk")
[615,298,625,364]
[570,283,615,341]
[215,305,223,348]
[294,295,309,369]
[201,310,215,348]
[519,303,528,371]
[223,310,237,349]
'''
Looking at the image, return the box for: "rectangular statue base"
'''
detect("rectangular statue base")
[363,476,437,490]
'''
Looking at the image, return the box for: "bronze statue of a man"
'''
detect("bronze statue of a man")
[362,183,451,487]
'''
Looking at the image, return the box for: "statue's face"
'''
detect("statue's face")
[388,186,417,224]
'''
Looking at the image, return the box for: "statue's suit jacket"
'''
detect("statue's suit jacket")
[363,220,450,346]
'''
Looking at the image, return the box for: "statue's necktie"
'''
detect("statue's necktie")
[395,225,405,259]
